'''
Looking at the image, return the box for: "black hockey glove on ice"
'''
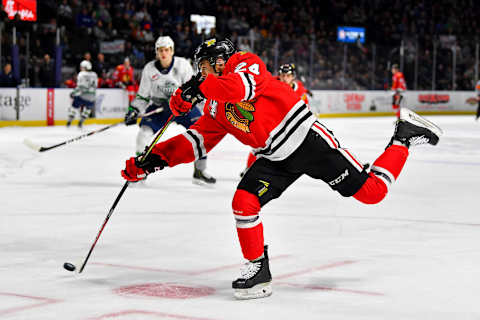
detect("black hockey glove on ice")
[180,73,205,104]
[124,106,140,126]
[135,152,168,174]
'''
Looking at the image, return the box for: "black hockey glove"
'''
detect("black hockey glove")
[124,106,140,126]
[180,73,205,104]
[135,152,168,174]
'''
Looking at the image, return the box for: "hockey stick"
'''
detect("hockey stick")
[64,114,175,274]
[23,107,164,152]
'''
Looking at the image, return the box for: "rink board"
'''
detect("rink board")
[0,88,477,126]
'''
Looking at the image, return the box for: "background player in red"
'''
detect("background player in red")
[113,57,136,103]
[121,38,443,300]
[391,64,406,119]
[278,63,310,104]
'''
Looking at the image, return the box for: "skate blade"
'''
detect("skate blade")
[233,282,272,300]
[192,178,216,187]
[400,108,444,137]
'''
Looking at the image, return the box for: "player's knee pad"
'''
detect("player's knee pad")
[136,125,154,155]
[353,172,388,204]
[232,189,261,227]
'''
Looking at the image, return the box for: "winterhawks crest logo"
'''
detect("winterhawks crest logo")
[225,100,256,133]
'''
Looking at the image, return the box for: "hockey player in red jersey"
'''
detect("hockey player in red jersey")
[121,38,443,300]
[391,64,406,119]
[278,63,310,104]
[113,57,136,103]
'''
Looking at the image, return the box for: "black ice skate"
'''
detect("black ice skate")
[389,108,444,148]
[192,168,216,185]
[232,245,272,300]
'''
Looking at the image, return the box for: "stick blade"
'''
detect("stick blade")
[23,138,42,152]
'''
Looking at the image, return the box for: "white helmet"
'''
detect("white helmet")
[155,36,174,52]
[80,60,92,71]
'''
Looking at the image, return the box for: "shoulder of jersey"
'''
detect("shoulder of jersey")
[144,60,157,71]
[226,51,263,73]
[173,56,191,67]
[230,51,258,63]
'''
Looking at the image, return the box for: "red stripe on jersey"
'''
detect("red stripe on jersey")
[313,123,338,148]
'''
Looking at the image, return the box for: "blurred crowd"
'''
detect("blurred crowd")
[1,0,480,90]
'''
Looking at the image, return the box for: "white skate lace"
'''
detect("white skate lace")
[239,261,262,280]
[409,135,429,146]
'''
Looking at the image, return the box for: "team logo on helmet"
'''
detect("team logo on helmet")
[205,39,216,46]
[225,100,256,133]
[278,63,296,75]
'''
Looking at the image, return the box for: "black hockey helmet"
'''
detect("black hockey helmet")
[278,63,296,76]
[193,38,237,72]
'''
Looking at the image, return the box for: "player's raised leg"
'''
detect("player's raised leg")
[354,108,443,204]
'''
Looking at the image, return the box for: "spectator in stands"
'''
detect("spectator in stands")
[93,20,108,40]
[0,3,8,27]
[39,54,56,88]
[93,53,109,76]
[83,52,92,62]
[0,63,18,87]
[58,0,73,27]
[76,7,94,31]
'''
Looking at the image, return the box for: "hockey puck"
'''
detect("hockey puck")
[63,262,76,272]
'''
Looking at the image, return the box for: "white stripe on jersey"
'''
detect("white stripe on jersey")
[189,129,207,157]
[238,72,256,101]
[183,129,207,160]
[246,73,256,100]
[253,100,316,161]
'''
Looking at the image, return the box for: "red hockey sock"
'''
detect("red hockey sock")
[393,105,400,118]
[354,145,409,204]
[232,189,264,260]
[246,152,257,168]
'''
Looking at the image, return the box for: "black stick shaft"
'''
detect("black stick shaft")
[37,107,164,152]
[77,114,175,273]
[39,123,120,152]
[78,181,129,273]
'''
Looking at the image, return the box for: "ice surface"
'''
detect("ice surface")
[1,115,479,319]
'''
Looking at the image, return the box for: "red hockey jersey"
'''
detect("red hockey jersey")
[153,51,316,167]
[392,71,406,91]
[293,80,309,104]
[113,64,134,86]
